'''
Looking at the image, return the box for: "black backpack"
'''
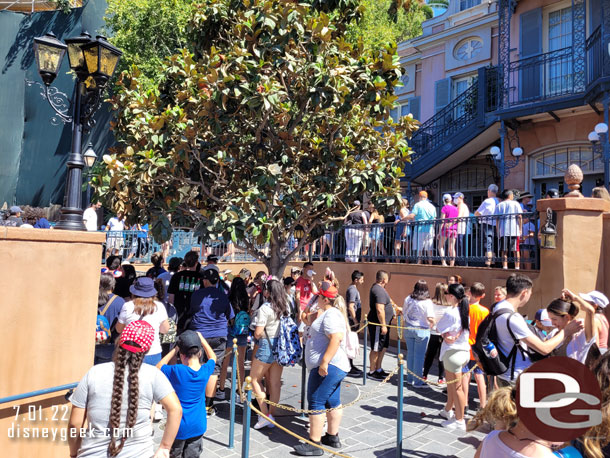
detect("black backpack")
[474,306,548,380]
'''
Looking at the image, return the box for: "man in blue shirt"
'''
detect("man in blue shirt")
[157,331,216,457]
[188,268,234,414]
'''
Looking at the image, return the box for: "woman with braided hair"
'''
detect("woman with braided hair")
[68,321,182,458]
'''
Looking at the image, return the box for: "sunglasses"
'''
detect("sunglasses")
[101,267,123,278]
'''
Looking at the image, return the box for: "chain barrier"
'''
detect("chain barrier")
[366,320,437,332]
[256,364,400,414]
[248,403,355,458]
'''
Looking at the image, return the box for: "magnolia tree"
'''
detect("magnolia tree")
[95,0,419,276]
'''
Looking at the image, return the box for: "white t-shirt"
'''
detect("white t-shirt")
[118,300,168,356]
[83,207,98,231]
[107,217,125,231]
[565,322,596,363]
[480,430,556,458]
[494,300,534,381]
[252,303,281,338]
[402,297,434,328]
[431,303,449,336]
[436,306,470,358]
[305,307,350,373]
[476,197,499,225]
[495,200,523,237]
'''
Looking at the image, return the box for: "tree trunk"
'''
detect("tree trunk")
[266,237,291,278]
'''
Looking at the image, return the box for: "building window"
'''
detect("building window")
[546,4,573,96]
[459,0,481,12]
[531,146,601,178]
[454,38,483,61]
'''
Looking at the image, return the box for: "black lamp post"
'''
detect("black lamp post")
[32,32,121,231]
[489,122,524,191]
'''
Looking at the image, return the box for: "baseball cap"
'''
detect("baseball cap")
[239,268,251,279]
[203,264,219,272]
[534,309,553,327]
[9,206,22,214]
[353,200,361,207]
[284,277,296,286]
[119,321,155,354]
[442,193,452,202]
[202,268,220,283]
[207,254,219,263]
[453,192,464,200]
[546,188,559,198]
[177,330,202,354]
[419,190,428,199]
[318,281,338,299]
[579,291,609,309]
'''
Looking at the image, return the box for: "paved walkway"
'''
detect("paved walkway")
[154,347,486,457]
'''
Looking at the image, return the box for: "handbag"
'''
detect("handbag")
[345,331,360,359]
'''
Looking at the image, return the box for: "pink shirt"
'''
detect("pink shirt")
[441,204,458,230]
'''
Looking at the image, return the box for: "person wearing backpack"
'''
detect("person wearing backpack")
[250,279,291,430]
[481,274,582,388]
[293,282,350,456]
[95,273,125,365]
[217,276,250,400]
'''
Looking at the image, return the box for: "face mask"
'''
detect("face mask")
[307,269,315,277]
[290,286,296,295]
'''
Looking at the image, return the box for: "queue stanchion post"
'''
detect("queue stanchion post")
[397,315,402,358]
[300,359,307,419]
[229,338,238,449]
[241,376,253,458]
[396,354,404,458]
[363,314,368,386]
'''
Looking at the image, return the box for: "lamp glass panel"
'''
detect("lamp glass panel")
[83,45,99,74]
[36,43,65,74]
[66,43,85,70]
[99,46,120,78]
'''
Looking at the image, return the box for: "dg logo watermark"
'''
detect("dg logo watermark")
[516,357,602,442]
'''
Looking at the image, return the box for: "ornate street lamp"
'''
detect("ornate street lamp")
[83,144,97,208]
[31,31,121,231]
[294,225,305,240]
[540,208,557,249]
[489,143,523,191]
[588,122,610,190]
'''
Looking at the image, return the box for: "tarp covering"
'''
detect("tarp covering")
[0,0,115,208]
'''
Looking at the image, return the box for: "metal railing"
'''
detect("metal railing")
[409,81,479,160]
[586,26,603,86]
[321,212,539,268]
[506,47,578,106]
[102,213,539,269]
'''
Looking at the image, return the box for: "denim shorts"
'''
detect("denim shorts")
[255,338,276,364]
[143,353,162,366]
[462,359,484,375]
[307,364,348,413]
[227,330,249,347]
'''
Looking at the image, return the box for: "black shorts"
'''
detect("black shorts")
[200,336,226,375]
[368,323,390,351]
[500,236,518,252]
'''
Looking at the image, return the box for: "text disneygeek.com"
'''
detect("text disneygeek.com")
[8,424,133,442]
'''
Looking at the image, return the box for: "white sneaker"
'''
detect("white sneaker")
[438,408,454,420]
[253,414,275,430]
[441,417,466,431]
[215,389,226,400]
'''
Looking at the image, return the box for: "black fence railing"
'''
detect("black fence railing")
[506,47,578,106]
[323,212,539,269]
[587,26,603,86]
[409,81,479,160]
[103,213,539,270]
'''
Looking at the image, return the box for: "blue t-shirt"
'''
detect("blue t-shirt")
[189,287,235,338]
[160,360,215,440]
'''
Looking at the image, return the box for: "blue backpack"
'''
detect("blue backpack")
[233,311,251,336]
[272,315,302,367]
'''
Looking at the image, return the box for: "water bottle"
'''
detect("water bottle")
[484,342,496,357]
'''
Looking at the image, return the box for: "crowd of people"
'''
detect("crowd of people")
[73,249,610,458]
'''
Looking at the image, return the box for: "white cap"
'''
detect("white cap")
[535,309,553,327]
[579,291,609,309]
[442,193,452,202]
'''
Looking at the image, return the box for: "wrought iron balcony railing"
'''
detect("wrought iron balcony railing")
[409,81,479,161]
[586,26,604,86]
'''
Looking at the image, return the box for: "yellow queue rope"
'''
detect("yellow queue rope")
[248,403,355,458]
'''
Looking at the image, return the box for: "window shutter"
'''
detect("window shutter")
[434,78,451,113]
[408,97,421,120]
[401,103,410,118]
[590,0,601,32]
[519,8,542,101]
